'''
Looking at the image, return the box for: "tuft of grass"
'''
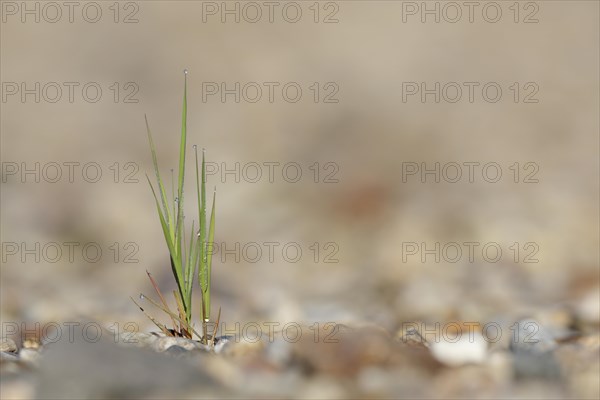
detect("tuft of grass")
[136,70,218,345]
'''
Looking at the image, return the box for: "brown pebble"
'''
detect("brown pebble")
[0,338,18,353]
[23,338,41,350]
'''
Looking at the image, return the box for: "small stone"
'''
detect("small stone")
[0,351,20,362]
[0,338,18,353]
[36,331,223,398]
[403,322,488,367]
[152,336,208,353]
[23,338,41,350]
[19,348,41,366]
[509,318,557,355]
[164,345,190,358]
[509,319,561,380]
[429,332,487,367]
[213,336,234,354]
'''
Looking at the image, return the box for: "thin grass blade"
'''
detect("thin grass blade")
[174,71,188,273]
[146,271,178,330]
[146,175,184,288]
[145,115,173,232]
[140,292,202,340]
[130,296,171,336]
[204,189,216,321]
[185,220,197,306]
[210,307,221,347]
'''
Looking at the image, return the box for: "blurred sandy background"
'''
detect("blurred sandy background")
[1,1,598,339]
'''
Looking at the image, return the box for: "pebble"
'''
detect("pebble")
[35,332,223,398]
[152,336,210,353]
[0,351,20,362]
[508,319,562,379]
[509,318,557,354]
[164,345,191,359]
[19,348,41,366]
[213,336,234,354]
[429,332,488,367]
[0,338,18,353]
[401,322,488,367]
[23,338,41,350]
[0,318,594,399]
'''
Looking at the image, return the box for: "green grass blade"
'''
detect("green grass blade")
[170,169,176,239]
[201,149,207,242]
[185,220,197,307]
[130,296,171,336]
[145,115,173,231]
[175,72,188,263]
[204,189,216,321]
[146,174,183,288]
[138,292,203,340]
[178,71,188,201]
[198,150,209,320]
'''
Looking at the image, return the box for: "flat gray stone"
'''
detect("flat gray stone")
[509,318,562,380]
[0,351,20,362]
[509,318,558,355]
[34,321,226,399]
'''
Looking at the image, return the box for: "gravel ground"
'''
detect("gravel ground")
[1,1,598,399]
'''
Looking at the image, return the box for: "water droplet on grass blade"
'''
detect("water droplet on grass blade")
[184,69,188,75]
[139,294,145,300]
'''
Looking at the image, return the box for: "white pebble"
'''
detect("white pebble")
[430,332,488,367]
